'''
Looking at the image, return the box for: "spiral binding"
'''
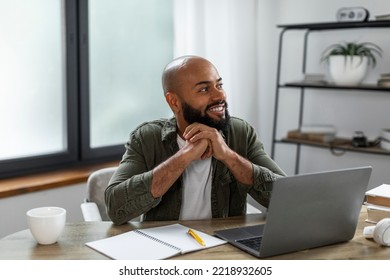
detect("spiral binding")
[134,230,181,252]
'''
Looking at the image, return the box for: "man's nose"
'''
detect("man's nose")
[210,87,225,100]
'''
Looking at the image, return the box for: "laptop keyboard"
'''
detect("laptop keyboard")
[236,236,263,251]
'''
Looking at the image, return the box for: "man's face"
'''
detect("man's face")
[174,58,230,130]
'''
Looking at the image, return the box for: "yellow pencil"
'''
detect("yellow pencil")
[188,229,206,246]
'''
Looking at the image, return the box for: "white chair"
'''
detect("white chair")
[246,195,264,214]
[81,167,117,221]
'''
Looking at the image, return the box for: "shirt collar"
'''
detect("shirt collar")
[161,117,178,142]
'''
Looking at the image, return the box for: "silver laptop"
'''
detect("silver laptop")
[215,166,372,258]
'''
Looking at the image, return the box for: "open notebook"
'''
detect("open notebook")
[86,223,227,260]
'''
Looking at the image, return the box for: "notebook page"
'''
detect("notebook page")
[86,230,180,260]
[139,223,227,254]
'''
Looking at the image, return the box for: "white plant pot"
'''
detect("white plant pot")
[328,55,368,86]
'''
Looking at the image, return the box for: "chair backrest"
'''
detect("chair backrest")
[86,166,117,221]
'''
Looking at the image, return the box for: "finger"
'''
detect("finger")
[184,126,201,140]
[184,123,210,140]
[189,130,214,143]
[201,142,213,159]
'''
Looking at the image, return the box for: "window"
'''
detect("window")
[0,0,66,161]
[80,0,173,158]
[0,0,173,178]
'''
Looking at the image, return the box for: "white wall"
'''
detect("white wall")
[0,183,85,238]
[255,1,279,152]
[174,0,390,189]
[257,0,390,189]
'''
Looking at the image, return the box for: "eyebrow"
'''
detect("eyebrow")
[194,77,223,87]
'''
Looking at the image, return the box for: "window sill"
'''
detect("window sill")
[0,161,118,199]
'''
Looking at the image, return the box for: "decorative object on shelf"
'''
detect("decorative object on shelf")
[378,73,390,87]
[321,41,383,86]
[350,131,381,148]
[352,131,369,147]
[336,7,369,22]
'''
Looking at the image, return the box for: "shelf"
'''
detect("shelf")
[282,82,390,92]
[276,138,390,156]
[272,20,390,173]
[277,21,390,30]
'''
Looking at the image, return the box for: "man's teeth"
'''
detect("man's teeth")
[209,106,224,112]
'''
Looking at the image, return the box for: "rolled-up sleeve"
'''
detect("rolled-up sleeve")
[244,122,286,207]
[105,167,160,225]
[105,127,161,225]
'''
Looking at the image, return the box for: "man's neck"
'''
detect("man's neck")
[175,118,190,139]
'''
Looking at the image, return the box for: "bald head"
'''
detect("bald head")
[161,55,216,96]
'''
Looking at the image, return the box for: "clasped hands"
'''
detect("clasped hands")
[182,122,231,161]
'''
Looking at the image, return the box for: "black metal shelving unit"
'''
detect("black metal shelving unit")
[271,21,390,174]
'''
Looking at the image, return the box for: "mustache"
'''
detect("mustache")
[206,101,227,110]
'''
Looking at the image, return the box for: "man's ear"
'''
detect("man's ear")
[165,92,181,113]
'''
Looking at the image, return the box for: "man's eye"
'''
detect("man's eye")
[199,87,208,92]
[217,83,223,89]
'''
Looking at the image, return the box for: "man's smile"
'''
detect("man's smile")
[207,102,226,118]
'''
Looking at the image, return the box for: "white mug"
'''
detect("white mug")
[26,207,66,245]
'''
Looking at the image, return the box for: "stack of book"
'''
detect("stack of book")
[287,125,336,143]
[377,73,390,87]
[365,184,390,223]
[301,73,327,85]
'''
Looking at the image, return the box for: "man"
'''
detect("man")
[105,55,285,225]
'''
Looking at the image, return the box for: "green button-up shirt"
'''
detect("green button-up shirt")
[105,117,286,225]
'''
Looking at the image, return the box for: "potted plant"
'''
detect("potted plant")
[321,41,382,85]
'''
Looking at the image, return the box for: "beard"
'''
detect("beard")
[182,101,230,131]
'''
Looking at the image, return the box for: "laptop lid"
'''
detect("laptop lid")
[215,166,372,258]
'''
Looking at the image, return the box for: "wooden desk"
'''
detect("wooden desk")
[1,209,389,260]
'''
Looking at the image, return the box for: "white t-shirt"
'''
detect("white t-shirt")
[177,135,212,220]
